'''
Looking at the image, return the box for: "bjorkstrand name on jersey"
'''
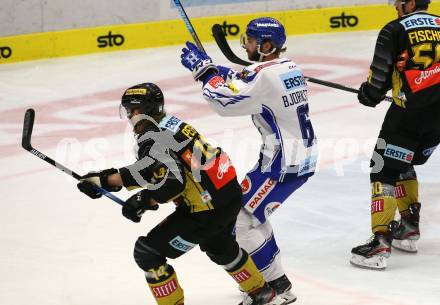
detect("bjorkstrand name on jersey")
[279,69,308,107]
[282,90,308,107]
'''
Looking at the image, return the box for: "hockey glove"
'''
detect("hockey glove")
[180,41,218,82]
[77,168,122,199]
[122,190,159,223]
[358,82,383,108]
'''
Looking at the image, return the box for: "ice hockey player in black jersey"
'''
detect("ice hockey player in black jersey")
[351,0,440,270]
[76,83,285,305]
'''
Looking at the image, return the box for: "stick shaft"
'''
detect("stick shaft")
[211,24,393,102]
[173,0,206,52]
[22,109,125,206]
[29,147,124,205]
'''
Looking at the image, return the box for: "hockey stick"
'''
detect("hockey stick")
[211,24,394,102]
[22,108,125,205]
[173,0,205,52]
[212,24,251,66]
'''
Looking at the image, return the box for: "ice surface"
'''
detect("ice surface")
[1,31,439,305]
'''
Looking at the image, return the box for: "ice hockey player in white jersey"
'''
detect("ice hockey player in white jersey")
[180,17,318,304]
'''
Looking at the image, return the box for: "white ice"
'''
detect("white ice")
[0,31,439,305]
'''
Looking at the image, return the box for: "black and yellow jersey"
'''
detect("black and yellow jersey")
[365,11,440,108]
[118,115,239,213]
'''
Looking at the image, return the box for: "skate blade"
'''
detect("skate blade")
[277,290,297,304]
[350,254,387,270]
[392,239,418,253]
[269,295,289,305]
[238,295,287,305]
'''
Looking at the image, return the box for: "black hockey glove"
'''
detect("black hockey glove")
[122,190,159,223]
[77,168,122,199]
[357,82,383,108]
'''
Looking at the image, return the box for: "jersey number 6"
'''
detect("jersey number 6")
[297,104,315,148]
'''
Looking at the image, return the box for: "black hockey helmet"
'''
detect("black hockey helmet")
[120,83,164,119]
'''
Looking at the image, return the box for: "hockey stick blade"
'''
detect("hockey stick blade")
[212,24,251,66]
[21,109,125,205]
[22,108,35,151]
[211,24,394,102]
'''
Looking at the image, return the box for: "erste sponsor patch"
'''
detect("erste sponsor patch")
[169,236,197,253]
[159,115,182,133]
[384,144,414,163]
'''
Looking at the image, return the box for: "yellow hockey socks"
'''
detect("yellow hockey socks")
[226,250,265,294]
[371,182,398,233]
[395,178,419,217]
[145,264,184,305]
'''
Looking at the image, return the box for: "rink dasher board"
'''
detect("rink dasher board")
[1,3,434,64]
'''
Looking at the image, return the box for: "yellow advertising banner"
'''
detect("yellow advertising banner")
[0,3,439,64]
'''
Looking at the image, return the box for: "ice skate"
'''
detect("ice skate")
[350,221,398,270]
[268,275,297,304]
[392,203,421,253]
[239,283,285,305]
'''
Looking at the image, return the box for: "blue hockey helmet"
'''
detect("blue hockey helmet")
[245,17,286,49]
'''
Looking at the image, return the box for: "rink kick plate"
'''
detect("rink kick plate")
[1,2,430,64]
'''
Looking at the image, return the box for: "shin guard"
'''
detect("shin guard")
[145,264,184,305]
[371,182,398,234]
[225,249,265,294]
[395,179,419,217]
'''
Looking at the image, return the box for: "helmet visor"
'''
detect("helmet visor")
[119,96,143,119]
[119,103,139,120]
[119,104,130,119]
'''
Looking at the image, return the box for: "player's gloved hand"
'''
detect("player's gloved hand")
[180,41,219,81]
[122,190,159,223]
[357,82,383,108]
[77,168,122,199]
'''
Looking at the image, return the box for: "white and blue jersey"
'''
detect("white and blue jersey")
[203,58,318,183]
[202,57,318,281]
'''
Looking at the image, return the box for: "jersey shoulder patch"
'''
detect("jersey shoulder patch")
[400,13,440,30]
[158,115,183,133]
[239,68,258,83]
[239,62,275,83]
[278,68,307,92]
